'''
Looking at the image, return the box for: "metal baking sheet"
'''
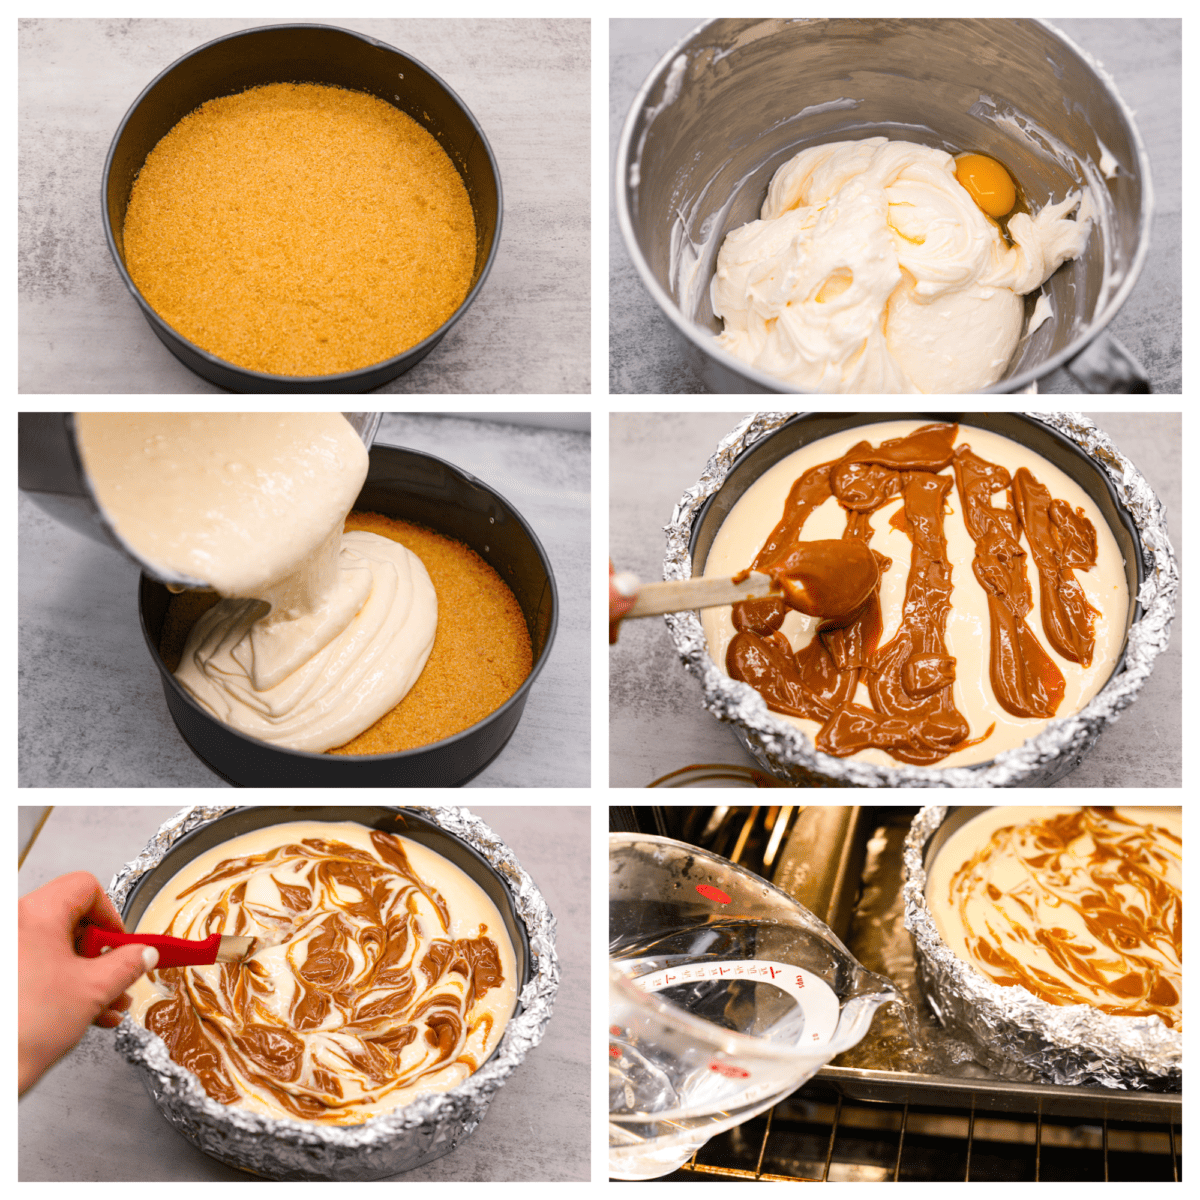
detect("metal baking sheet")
[777,807,1182,1123]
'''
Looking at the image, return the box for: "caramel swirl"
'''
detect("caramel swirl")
[1011,467,1100,667]
[728,423,976,762]
[725,423,1106,763]
[953,447,1065,718]
[703,421,1127,768]
[129,822,517,1123]
[931,807,1182,1029]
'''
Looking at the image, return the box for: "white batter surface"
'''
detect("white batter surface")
[701,421,1128,767]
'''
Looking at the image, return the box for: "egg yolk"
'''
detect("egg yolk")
[955,153,1017,218]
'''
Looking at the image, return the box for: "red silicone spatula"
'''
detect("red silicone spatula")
[78,926,259,968]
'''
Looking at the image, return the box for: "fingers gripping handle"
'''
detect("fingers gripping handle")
[78,925,221,968]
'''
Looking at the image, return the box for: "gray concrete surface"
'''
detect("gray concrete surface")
[19,413,590,788]
[18,808,51,862]
[17,805,589,1181]
[610,18,1182,395]
[609,412,1181,788]
[19,18,589,394]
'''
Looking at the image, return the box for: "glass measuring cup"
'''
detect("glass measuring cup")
[609,833,900,1179]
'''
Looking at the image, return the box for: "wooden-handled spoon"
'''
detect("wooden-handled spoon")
[623,540,881,622]
[625,572,778,618]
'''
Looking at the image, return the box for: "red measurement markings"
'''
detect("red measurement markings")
[610,1044,621,1059]
[696,884,731,904]
[709,1060,750,1079]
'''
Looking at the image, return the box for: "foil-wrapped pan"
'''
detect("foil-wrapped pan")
[901,805,1181,1091]
[663,411,1177,787]
[110,805,559,1181]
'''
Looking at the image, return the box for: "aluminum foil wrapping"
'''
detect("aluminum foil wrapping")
[663,411,1177,787]
[901,806,1181,1090]
[109,806,559,1181]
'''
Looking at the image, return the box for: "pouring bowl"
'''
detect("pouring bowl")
[16,412,380,588]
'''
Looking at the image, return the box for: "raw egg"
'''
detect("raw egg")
[955,153,1017,218]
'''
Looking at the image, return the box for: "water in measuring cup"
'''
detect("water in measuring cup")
[610,916,842,1121]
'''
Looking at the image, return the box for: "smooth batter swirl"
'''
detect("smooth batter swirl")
[128,823,517,1123]
[175,530,437,751]
[711,137,1093,393]
[73,413,439,753]
[931,807,1182,1029]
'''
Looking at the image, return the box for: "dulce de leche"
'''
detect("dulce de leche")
[702,421,1128,768]
[126,821,518,1123]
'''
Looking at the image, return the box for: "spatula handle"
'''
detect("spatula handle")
[77,926,221,968]
[625,572,777,618]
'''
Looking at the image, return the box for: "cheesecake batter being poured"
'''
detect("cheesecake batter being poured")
[74,413,436,752]
[701,421,1128,768]
[711,138,1093,393]
[926,807,1181,1030]
[126,821,518,1123]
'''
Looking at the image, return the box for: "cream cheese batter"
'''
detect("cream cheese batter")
[74,413,436,752]
[925,807,1181,1029]
[711,138,1092,393]
[701,421,1127,768]
[127,820,519,1123]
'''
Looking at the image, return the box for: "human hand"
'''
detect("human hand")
[18,871,159,1096]
[609,562,640,644]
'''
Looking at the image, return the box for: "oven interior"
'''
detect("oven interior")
[609,805,1182,1182]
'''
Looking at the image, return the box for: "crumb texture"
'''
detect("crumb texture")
[332,512,533,753]
[124,83,476,377]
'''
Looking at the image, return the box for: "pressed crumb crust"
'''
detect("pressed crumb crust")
[159,511,533,754]
[123,83,477,377]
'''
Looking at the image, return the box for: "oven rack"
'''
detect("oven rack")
[664,1079,1181,1182]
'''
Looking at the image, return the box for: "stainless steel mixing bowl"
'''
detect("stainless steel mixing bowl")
[17,412,380,588]
[616,19,1154,394]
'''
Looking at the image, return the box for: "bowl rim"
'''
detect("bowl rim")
[138,439,559,768]
[614,16,1155,395]
[102,21,504,389]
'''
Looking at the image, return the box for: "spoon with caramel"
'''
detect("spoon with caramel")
[626,539,880,623]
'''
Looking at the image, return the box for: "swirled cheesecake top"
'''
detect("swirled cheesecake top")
[128,820,517,1122]
[926,806,1181,1030]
